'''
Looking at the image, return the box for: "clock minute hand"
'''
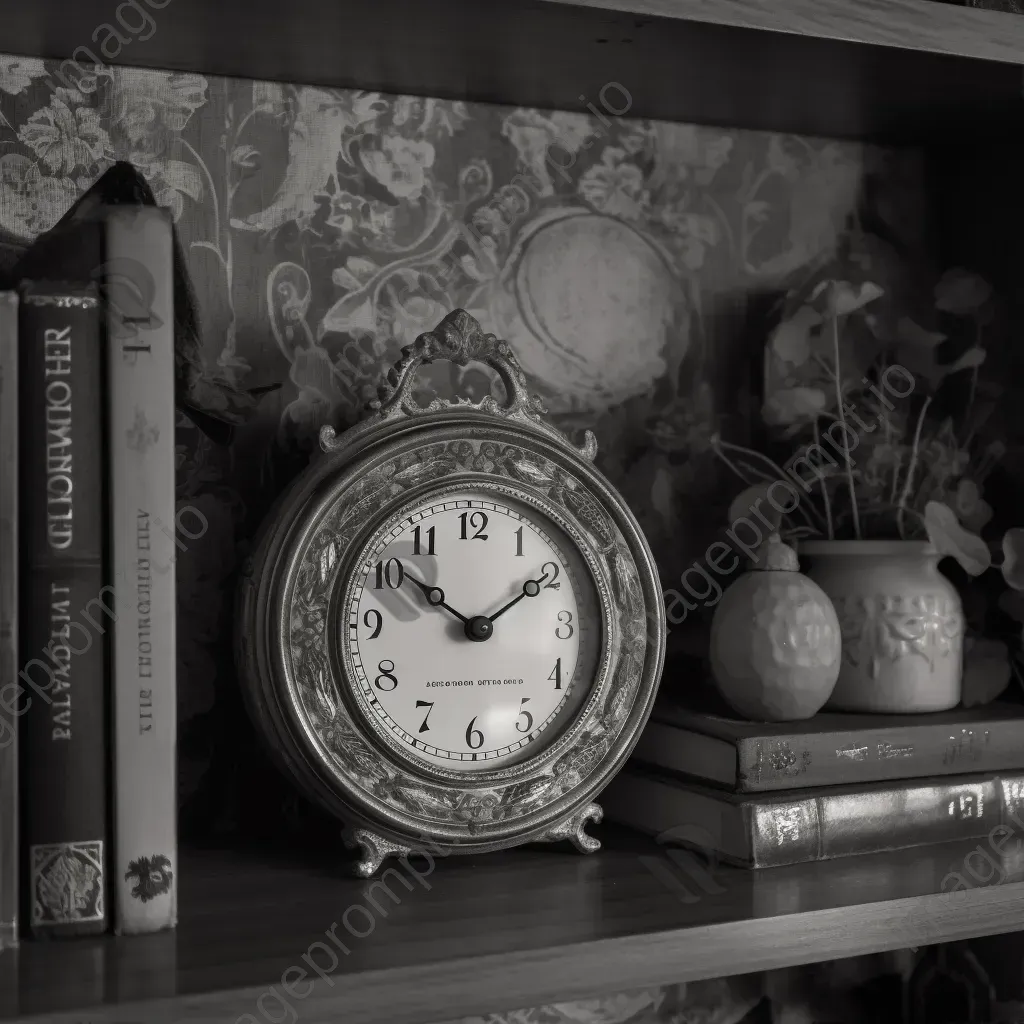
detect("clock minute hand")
[488,571,549,624]
[405,573,470,624]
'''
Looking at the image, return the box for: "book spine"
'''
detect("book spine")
[746,779,1001,867]
[632,722,739,788]
[19,282,107,937]
[733,724,1024,792]
[107,208,177,935]
[0,292,17,948]
[748,775,1006,866]
[605,768,1008,869]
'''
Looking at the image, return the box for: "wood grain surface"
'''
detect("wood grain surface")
[3,829,1024,1023]
[1,0,1022,142]
[550,0,1024,62]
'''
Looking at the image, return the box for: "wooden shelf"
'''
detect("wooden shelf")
[4,828,1024,1023]
[3,0,1024,142]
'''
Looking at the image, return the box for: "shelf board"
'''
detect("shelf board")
[553,0,1024,63]
[3,0,1024,141]
[4,828,1024,1023]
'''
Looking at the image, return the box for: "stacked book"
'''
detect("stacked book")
[603,693,1024,868]
[0,164,178,944]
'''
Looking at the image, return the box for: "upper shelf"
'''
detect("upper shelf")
[4,0,1024,142]
[5,829,1024,1023]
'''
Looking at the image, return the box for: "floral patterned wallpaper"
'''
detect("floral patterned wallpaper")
[0,55,984,1022]
[0,41,936,845]
[0,58,930,820]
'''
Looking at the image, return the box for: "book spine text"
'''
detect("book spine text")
[108,208,178,934]
[19,282,107,937]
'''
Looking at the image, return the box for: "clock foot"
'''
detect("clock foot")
[342,828,416,878]
[541,802,603,854]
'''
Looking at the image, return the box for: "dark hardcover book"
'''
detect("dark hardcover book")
[18,279,107,937]
[635,698,1024,792]
[603,764,1024,868]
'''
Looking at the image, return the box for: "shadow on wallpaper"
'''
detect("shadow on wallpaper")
[3,55,1018,1024]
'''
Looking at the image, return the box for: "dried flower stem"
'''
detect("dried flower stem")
[889,450,903,507]
[969,320,983,412]
[831,285,860,539]
[812,418,834,539]
[897,395,932,540]
[712,437,790,485]
[709,440,760,489]
[710,436,822,531]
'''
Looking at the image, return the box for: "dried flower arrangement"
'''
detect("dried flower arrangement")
[709,247,1024,706]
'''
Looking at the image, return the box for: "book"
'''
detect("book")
[106,207,177,935]
[635,699,1024,793]
[18,280,108,936]
[0,292,17,948]
[11,161,276,446]
[602,765,1024,868]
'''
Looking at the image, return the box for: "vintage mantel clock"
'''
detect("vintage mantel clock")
[237,310,665,875]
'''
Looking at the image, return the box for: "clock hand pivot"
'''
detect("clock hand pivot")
[488,570,550,624]
[404,572,470,624]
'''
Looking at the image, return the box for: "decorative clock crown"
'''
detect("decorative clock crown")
[320,309,597,460]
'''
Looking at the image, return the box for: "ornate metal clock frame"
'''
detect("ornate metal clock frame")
[237,310,666,875]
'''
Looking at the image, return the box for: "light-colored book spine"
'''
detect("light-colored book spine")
[0,292,17,949]
[107,207,177,934]
[603,767,1024,868]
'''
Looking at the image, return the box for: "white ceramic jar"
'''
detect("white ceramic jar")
[709,537,841,721]
[800,540,964,713]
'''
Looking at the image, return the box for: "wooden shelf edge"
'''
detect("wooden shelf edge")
[1,0,1023,143]
[550,0,1024,64]
[16,880,1024,1024]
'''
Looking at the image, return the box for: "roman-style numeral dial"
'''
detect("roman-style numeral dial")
[344,491,600,772]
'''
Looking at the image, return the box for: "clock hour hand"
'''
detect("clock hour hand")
[405,573,470,624]
[488,570,550,624]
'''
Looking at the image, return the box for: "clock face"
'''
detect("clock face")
[342,489,601,772]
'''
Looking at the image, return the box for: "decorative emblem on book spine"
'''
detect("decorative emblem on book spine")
[31,841,104,924]
[750,741,811,783]
[836,594,962,680]
[125,854,173,902]
[942,728,991,766]
[759,803,810,846]
[126,407,160,454]
[948,790,984,820]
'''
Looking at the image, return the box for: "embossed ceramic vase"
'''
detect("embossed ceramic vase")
[709,537,841,722]
[800,541,964,713]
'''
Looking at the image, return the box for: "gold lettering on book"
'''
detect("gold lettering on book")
[877,743,914,760]
[44,325,74,550]
[836,745,869,761]
[136,510,153,682]
[139,688,153,734]
[48,582,71,740]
